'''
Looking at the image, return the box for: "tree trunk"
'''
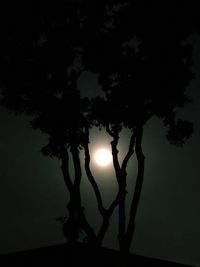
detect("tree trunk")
[118,182,126,251]
[71,144,97,245]
[124,125,145,252]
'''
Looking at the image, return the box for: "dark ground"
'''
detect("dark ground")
[0,243,195,267]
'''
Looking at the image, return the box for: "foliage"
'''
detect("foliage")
[82,1,194,143]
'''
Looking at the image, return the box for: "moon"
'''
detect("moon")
[94,148,112,167]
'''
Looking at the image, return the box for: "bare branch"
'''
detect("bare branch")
[106,123,114,137]
[61,149,73,194]
[83,139,106,216]
[108,192,120,215]
[71,144,82,190]
[121,130,137,174]
[111,132,121,184]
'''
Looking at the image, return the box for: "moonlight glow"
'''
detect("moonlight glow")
[94,148,112,167]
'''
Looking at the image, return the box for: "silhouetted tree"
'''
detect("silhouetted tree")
[0,1,197,262]
[81,0,196,255]
[0,1,122,249]
[0,1,97,246]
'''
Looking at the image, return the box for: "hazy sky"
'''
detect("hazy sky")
[1,36,200,267]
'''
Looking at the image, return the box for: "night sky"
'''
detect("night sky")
[1,14,200,267]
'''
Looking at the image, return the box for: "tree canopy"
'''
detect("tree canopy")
[0,1,195,144]
[81,1,194,145]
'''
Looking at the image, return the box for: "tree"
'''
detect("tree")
[0,1,121,249]
[0,1,95,245]
[0,0,196,260]
[81,0,195,254]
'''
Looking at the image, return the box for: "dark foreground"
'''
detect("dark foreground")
[0,243,194,267]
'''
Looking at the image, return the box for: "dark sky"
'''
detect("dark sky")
[1,36,200,266]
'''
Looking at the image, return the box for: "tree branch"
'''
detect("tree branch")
[106,123,114,137]
[60,149,73,194]
[83,139,106,216]
[110,131,121,184]
[71,144,81,190]
[121,130,137,175]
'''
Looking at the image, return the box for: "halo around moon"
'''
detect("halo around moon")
[94,148,112,167]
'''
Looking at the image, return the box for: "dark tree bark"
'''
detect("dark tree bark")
[124,125,145,252]
[107,127,126,249]
[107,126,137,251]
[70,142,97,245]
[61,149,73,195]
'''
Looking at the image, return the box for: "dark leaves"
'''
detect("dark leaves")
[0,0,196,151]
[167,120,194,146]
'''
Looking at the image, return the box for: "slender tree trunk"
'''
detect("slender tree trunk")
[97,214,110,245]
[84,138,105,216]
[117,131,136,252]
[60,148,77,245]
[109,130,126,250]
[118,180,126,251]
[70,143,97,245]
[60,148,73,194]
[124,125,145,252]
[97,190,121,245]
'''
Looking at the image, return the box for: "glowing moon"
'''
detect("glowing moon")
[94,148,112,167]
